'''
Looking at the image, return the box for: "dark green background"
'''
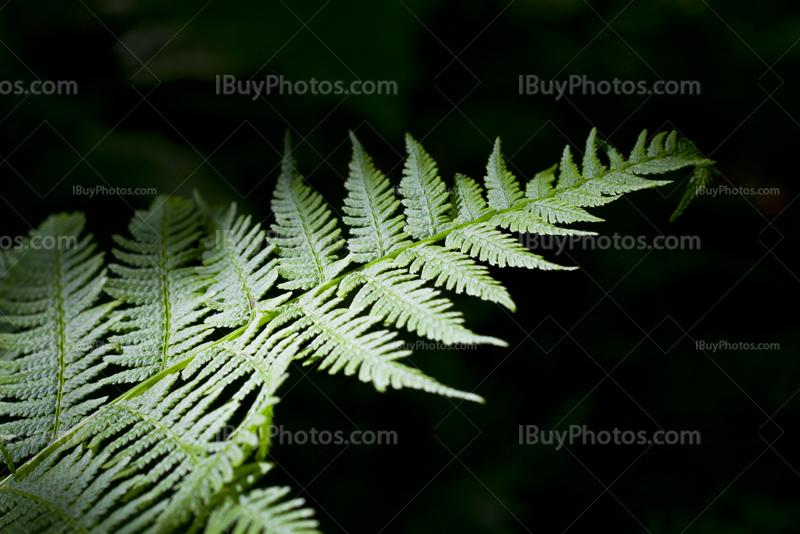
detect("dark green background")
[1,0,798,532]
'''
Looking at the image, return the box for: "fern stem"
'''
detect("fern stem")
[159,222,173,371]
[51,231,67,446]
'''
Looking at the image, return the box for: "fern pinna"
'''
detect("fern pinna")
[0,128,712,533]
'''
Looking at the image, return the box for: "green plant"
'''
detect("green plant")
[0,128,711,533]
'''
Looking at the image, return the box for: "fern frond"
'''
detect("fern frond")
[342,132,410,262]
[522,128,713,226]
[206,487,319,534]
[104,196,213,384]
[0,125,713,534]
[490,211,596,236]
[400,134,452,239]
[394,244,516,311]
[0,213,119,462]
[526,196,604,225]
[270,132,349,289]
[670,166,714,222]
[447,223,574,271]
[277,289,484,401]
[525,164,557,199]
[450,173,491,224]
[0,328,294,534]
[338,263,505,346]
[195,193,281,328]
[485,138,525,210]
[666,132,716,221]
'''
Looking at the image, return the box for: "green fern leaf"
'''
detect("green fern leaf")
[104,196,213,384]
[556,145,583,189]
[447,223,574,270]
[0,213,119,462]
[581,128,608,180]
[450,173,491,224]
[525,164,557,200]
[400,134,452,239]
[485,137,525,209]
[270,132,348,289]
[195,193,280,328]
[283,288,484,401]
[338,263,505,346]
[526,197,604,224]
[342,132,410,262]
[206,487,319,534]
[0,125,714,534]
[394,244,516,311]
[490,211,596,236]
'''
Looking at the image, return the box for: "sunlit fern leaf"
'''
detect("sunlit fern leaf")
[0,126,713,533]
[205,487,319,534]
[525,147,603,224]
[0,213,120,463]
[0,438,137,534]
[270,132,349,290]
[523,128,713,226]
[629,129,648,163]
[525,164,557,200]
[581,128,607,181]
[104,196,213,384]
[592,145,670,195]
[338,263,505,346]
[394,244,516,311]
[556,145,582,189]
[400,134,452,239]
[630,135,708,175]
[195,193,280,328]
[490,211,596,236]
[526,197,603,225]
[447,223,575,271]
[275,288,484,401]
[342,131,410,262]
[485,137,525,210]
[450,173,491,224]
[0,327,297,534]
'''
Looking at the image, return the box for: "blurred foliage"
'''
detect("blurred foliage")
[1,0,799,532]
